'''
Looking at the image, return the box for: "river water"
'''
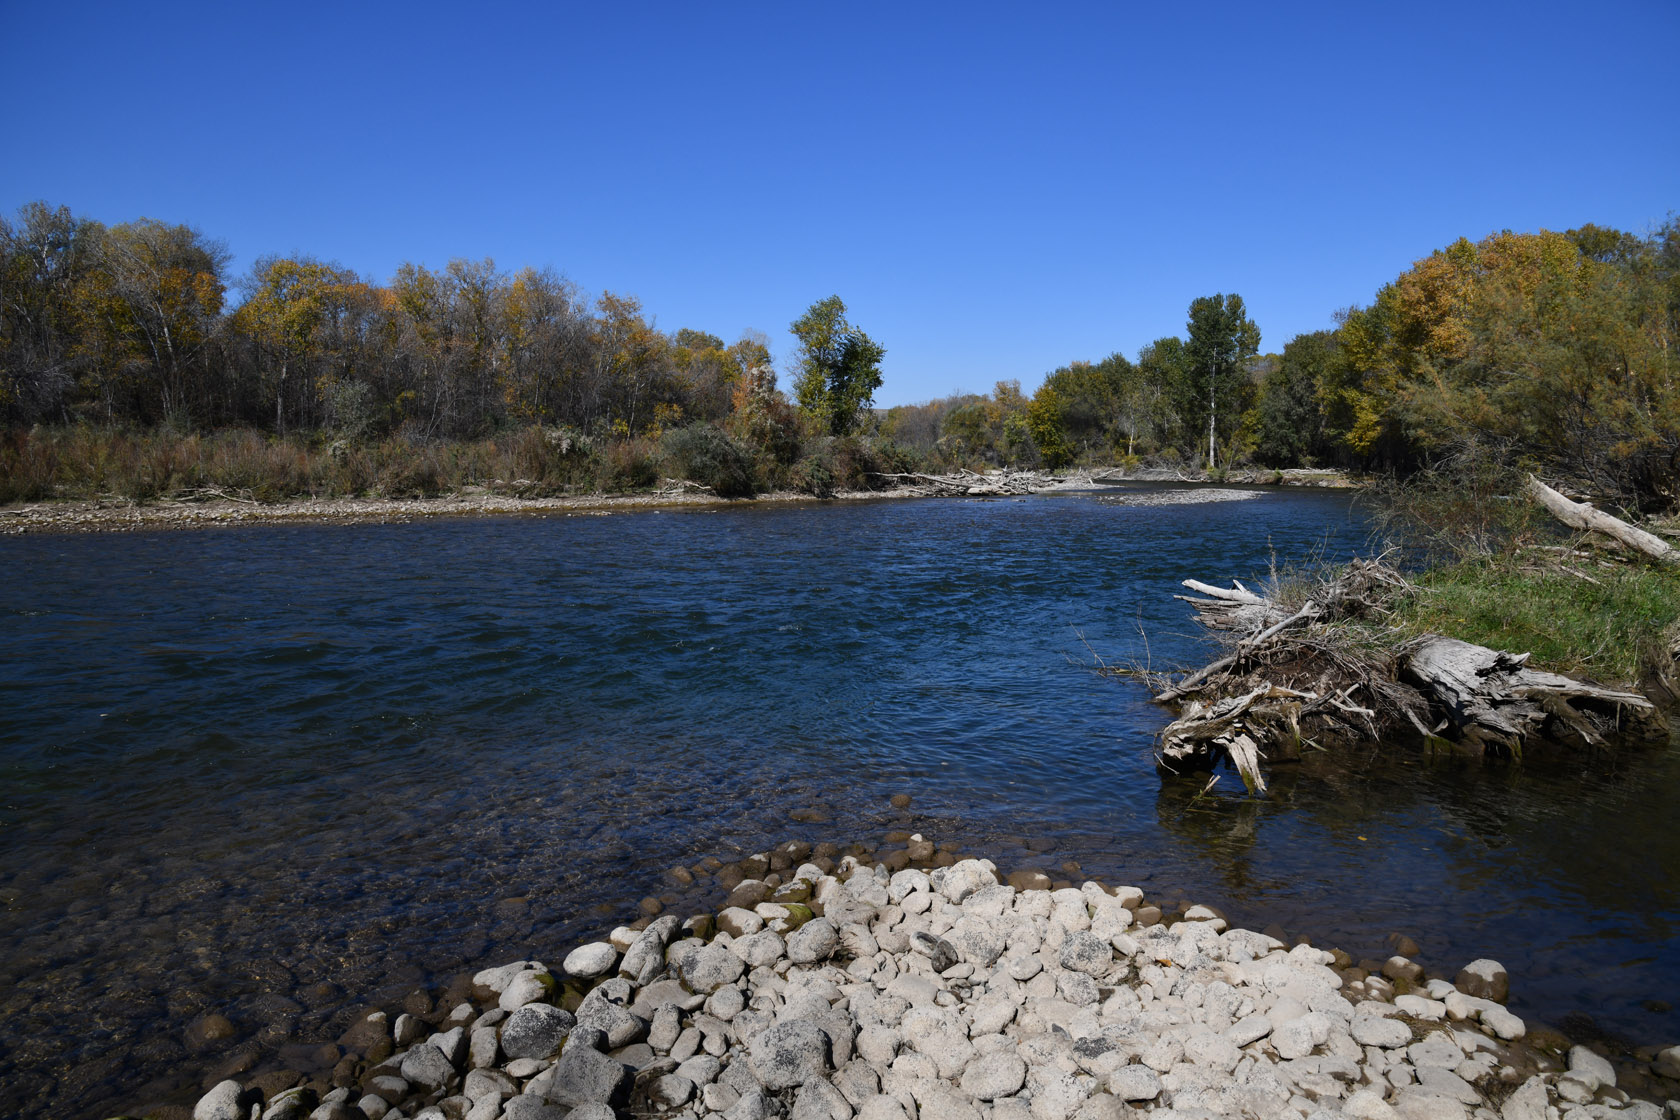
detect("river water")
[1,485,1676,1118]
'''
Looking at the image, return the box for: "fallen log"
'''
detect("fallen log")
[1525,475,1676,564]
[1399,636,1663,755]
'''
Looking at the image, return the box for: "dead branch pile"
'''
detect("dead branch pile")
[1151,557,1666,791]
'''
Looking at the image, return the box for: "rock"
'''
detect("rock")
[501,1003,574,1061]
[262,1086,317,1120]
[621,915,682,984]
[195,1080,252,1120]
[788,918,840,964]
[1184,1030,1241,1073]
[1416,1066,1481,1104]
[946,916,1007,968]
[502,1099,569,1120]
[679,943,747,993]
[469,1025,498,1069]
[394,1012,426,1046]
[563,942,619,979]
[727,1088,778,1120]
[401,1042,458,1091]
[1107,1065,1162,1102]
[1029,1067,1089,1120]
[730,930,787,968]
[910,931,958,971]
[918,1085,983,1120]
[464,1069,518,1099]
[1501,1076,1550,1120]
[1352,1015,1413,1049]
[547,1042,630,1107]
[498,970,555,1012]
[1060,929,1114,976]
[959,1051,1027,1099]
[677,1055,723,1086]
[1007,870,1054,891]
[718,907,766,937]
[1393,1090,1468,1120]
[640,1072,696,1109]
[792,1078,852,1120]
[929,859,997,904]
[1383,956,1425,983]
[430,1025,467,1067]
[750,1019,831,1090]
[1455,960,1510,1004]
[1481,1006,1526,1041]
[856,1096,910,1120]
[1072,1096,1129,1120]
[1228,1013,1274,1047]
[1396,994,1447,1020]
[1273,1016,1317,1060]
[857,1024,901,1064]
[1346,1089,1400,1120]
[1568,1046,1617,1091]
[575,992,645,1049]
[648,1004,682,1052]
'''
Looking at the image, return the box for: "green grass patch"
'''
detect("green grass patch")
[1385,554,1680,684]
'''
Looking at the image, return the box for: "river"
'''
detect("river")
[1,484,1675,1118]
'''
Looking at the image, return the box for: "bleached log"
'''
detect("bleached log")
[1525,475,1676,564]
[1400,636,1661,755]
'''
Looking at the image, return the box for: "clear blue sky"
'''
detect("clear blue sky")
[5,1,1676,406]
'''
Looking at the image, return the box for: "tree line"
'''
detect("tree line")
[882,220,1679,512]
[3,199,1676,510]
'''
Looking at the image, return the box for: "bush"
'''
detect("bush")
[661,425,756,498]
[601,437,658,491]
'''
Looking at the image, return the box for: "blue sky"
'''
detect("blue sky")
[4,1,1676,406]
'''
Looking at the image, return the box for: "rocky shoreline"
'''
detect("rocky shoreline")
[167,835,1678,1120]
[0,469,1355,535]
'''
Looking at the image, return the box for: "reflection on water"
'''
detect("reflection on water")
[0,485,1674,1118]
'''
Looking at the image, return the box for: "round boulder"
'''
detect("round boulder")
[1454,959,1509,1003]
[563,942,618,980]
[749,1019,830,1090]
[500,1003,575,1061]
[1060,929,1114,976]
[787,917,840,964]
[679,943,746,993]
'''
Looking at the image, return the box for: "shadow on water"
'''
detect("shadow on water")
[0,485,1675,1117]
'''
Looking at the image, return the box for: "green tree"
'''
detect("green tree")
[789,295,885,436]
[1026,384,1073,468]
[1254,331,1335,466]
[1184,293,1260,468]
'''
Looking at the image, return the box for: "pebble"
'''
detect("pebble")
[181,843,1678,1120]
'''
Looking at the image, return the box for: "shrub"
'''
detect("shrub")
[601,437,658,491]
[661,425,756,498]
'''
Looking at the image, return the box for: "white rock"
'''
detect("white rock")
[1108,1065,1162,1101]
[497,969,554,1012]
[1480,1006,1525,1041]
[562,942,618,979]
[1500,1075,1550,1120]
[1567,1046,1616,1091]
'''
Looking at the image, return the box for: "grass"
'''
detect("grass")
[1382,553,1680,685]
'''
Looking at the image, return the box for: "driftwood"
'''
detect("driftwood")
[1400,637,1663,755]
[1526,475,1676,564]
[867,467,1122,498]
[1151,557,1665,788]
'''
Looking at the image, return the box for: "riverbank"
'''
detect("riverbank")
[169,831,1680,1120]
[0,470,1355,535]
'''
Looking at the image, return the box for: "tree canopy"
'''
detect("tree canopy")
[789,295,885,437]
